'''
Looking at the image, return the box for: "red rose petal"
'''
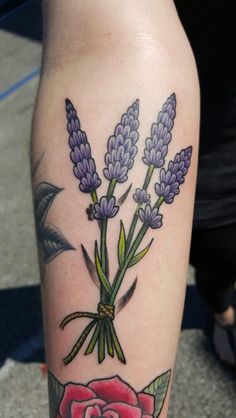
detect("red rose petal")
[84,405,101,418]
[89,376,138,405]
[59,384,96,416]
[103,410,119,418]
[103,402,142,418]
[137,393,155,414]
[71,399,106,417]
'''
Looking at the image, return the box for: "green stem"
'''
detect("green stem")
[100,219,107,272]
[154,195,164,210]
[142,164,155,190]
[98,322,106,363]
[99,178,116,301]
[105,320,114,357]
[125,207,140,251]
[107,179,117,198]
[126,165,155,251]
[85,321,102,355]
[110,223,148,304]
[100,219,108,301]
[110,196,164,304]
[108,320,126,364]
[90,190,98,204]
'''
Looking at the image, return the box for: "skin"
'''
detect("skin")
[31,1,199,416]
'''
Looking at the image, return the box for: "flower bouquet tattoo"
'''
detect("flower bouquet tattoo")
[61,94,192,365]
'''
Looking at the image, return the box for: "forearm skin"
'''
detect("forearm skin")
[31,2,199,417]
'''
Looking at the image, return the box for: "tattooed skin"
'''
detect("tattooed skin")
[31,150,45,179]
[60,94,192,365]
[48,370,171,418]
[34,181,75,263]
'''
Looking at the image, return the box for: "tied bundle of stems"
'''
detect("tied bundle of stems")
[61,94,192,365]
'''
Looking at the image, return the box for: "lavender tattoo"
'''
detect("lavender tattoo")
[61,94,192,365]
[103,99,139,184]
[66,99,101,196]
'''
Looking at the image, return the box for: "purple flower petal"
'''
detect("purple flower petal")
[65,98,101,193]
[94,196,119,219]
[155,146,192,204]
[104,100,139,183]
[139,204,163,229]
[143,94,176,168]
[133,188,151,205]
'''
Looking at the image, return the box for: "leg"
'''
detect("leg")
[31,1,199,416]
[190,224,236,365]
[190,224,236,318]
[195,270,235,316]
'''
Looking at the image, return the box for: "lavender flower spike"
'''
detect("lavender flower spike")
[143,93,176,168]
[155,146,192,203]
[104,100,139,183]
[65,99,101,193]
[133,188,150,205]
[94,196,119,219]
[139,204,163,229]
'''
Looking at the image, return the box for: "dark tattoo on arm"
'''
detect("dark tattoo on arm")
[49,370,171,418]
[34,182,75,263]
[60,94,192,365]
[31,150,45,179]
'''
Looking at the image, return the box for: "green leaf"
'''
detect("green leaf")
[143,369,171,418]
[34,182,63,229]
[105,320,114,357]
[48,371,64,418]
[40,224,75,263]
[118,221,126,267]
[128,238,153,268]
[94,241,112,294]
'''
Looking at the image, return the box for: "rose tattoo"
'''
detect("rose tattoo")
[49,372,171,418]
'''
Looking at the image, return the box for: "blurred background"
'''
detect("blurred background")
[0,1,235,417]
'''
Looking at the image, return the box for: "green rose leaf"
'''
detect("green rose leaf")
[143,369,171,418]
[48,371,64,418]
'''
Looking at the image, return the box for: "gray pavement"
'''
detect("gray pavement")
[0,1,236,417]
